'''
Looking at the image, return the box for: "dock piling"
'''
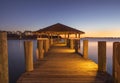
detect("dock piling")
[36,48,39,60]
[49,39,53,46]
[64,38,67,45]
[113,42,120,83]
[70,39,74,49]
[24,41,33,72]
[74,39,80,53]
[38,40,44,59]
[67,39,70,48]
[98,41,106,72]
[83,40,88,59]
[47,39,50,50]
[0,32,9,83]
[43,39,49,53]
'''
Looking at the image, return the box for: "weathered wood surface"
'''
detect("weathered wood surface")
[17,44,112,83]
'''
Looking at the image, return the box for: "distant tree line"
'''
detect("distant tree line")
[0,30,61,40]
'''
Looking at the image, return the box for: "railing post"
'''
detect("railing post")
[38,40,44,59]
[24,41,33,72]
[83,40,88,59]
[113,42,120,83]
[70,39,74,49]
[0,32,9,83]
[98,41,106,72]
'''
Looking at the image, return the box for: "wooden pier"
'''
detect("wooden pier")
[17,43,112,83]
[1,23,120,83]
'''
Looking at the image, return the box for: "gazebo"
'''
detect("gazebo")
[33,23,85,52]
[33,23,85,39]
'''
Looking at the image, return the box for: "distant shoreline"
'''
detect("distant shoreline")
[7,34,37,40]
[82,37,120,39]
[7,36,120,40]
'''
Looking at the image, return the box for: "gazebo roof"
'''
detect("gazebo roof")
[34,23,85,34]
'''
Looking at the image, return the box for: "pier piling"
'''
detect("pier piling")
[83,40,88,59]
[36,48,39,60]
[0,32,9,83]
[98,41,106,72]
[49,39,53,46]
[70,39,74,49]
[74,39,80,53]
[43,38,49,53]
[113,42,120,83]
[38,40,44,59]
[24,41,33,72]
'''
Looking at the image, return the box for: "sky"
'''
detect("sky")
[0,0,120,37]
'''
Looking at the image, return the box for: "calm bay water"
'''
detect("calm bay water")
[8,39,120,83]
[8,40,37,83]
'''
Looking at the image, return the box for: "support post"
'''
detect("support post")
[64,39,67,45]
[24,41,33,72]
[57,34,59,43]
[113,42,120,83]
[36,48,38,60]
[70,39,74,49]
[50,39,53,45]
[48,34,50,39]
[78,39,81,53]
[0,32,9,83]
[43,39,49,53]
[68,34,70,38]
[75,34,77,38]
[67,39,70,47]
[75,39,79,53]
[64,34,67,45]
[83,40,88,59]
[38,40,44,59]
[47,39,50,49]
[78,34,81,52]
[48,34,53,46]
[98,41,106,72]
[78,34,80,38]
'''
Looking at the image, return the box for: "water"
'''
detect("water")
[7,39,120,83]
[8,40,37,83]
[80,38,120,75]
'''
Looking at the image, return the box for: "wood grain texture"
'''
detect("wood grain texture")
[17,44,113,83]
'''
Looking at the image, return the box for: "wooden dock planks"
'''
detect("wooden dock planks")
[17,44,113,83]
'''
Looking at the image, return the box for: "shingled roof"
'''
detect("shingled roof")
[34,23,85,34]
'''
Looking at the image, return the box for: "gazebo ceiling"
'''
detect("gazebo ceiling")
[33,23,85,34]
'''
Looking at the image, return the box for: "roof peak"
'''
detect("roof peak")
[54,23,64,25]
[35,23,85,34]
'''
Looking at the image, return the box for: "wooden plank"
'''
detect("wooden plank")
[17,44,113,83]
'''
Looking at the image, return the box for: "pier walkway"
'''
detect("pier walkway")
[17,44,112,83]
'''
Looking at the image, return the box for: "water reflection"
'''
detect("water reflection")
[8,40,37,83]
[80,39,119,75]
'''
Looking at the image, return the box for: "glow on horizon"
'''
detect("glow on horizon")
[81,30,120,37]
